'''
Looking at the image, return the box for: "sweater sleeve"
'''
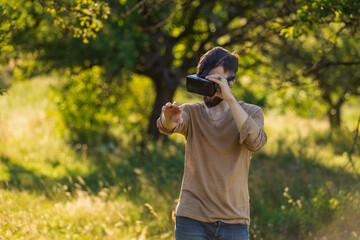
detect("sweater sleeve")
[238,106,267,152]
[156,104,190,137]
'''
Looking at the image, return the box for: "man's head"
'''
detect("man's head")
[197,46,239,77]
[197,47,239,107]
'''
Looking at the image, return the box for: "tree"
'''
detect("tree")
[2,0,294,138]
[0,0,110,86]
[110,0,293,137]
[267,0,360,128]
[262,26,360,128]
[231,0,360,128]
[2,0,359,139]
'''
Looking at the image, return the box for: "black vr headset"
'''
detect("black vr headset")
[186,52,235,97]
[186,74,235,97]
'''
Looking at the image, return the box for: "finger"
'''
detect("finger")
[206,75,223,83]
[167,102,176,110]
[173,101,178,107]
[216,75,224,81]
[205,76,220,83]
[174,106,183,114]
[206,73,218,78]
[215,75,226,82]
[176,104,184,112]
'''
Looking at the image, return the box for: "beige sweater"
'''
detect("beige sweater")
[157,101,267,225]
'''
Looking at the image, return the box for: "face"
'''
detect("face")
[203,66,231,108]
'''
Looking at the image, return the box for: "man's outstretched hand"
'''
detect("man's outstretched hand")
[162,101,183,125]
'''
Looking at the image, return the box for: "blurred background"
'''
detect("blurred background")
[0,0,359,239]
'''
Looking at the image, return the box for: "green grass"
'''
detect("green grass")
[0,188,148,239]
[0,75,359,239]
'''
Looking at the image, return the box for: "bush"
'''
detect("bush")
[52,66,126,148]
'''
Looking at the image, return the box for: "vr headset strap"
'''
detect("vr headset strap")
[200,67,235,82]
[199,66,212,78]
[226,76,235,81]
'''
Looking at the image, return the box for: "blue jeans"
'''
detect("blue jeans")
[175,216,249,240]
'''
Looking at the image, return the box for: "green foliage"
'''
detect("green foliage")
[0,0,16,58]
[51,67,155,148]
[2,0,359,134]
[232,77,267,108]
[273,187,359,239]
[52,66,122,147]
[243,21,360,123]
[234,54,328,117]
[0,0,110,48]
[248,119,360,239]
[267,81,327,118]
[50,0,110,44]
[281,0,360,38]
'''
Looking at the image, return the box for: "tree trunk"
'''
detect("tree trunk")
[326,99,343,129]
[147,78,178,139]
[322,90,345,129]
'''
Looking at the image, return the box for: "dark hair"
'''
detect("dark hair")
[197,47,239,76]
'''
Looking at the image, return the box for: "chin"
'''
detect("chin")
[203,96,223,108]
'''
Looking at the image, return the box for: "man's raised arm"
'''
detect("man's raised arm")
[157,101,185,135]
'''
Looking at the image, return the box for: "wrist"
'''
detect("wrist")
[225,95,237,103]
[160,112,177,130]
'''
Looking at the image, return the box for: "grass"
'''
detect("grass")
[0,189,145,239]
[0,75,359,239]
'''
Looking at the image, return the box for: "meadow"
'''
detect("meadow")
[0,75,359,240]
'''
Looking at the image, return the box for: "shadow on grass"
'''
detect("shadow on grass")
[1,134,359,239]
[1,155,51,191]
[0,138,185,201]
[1,135,358,199]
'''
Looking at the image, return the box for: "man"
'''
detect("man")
[157,47,267,240]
